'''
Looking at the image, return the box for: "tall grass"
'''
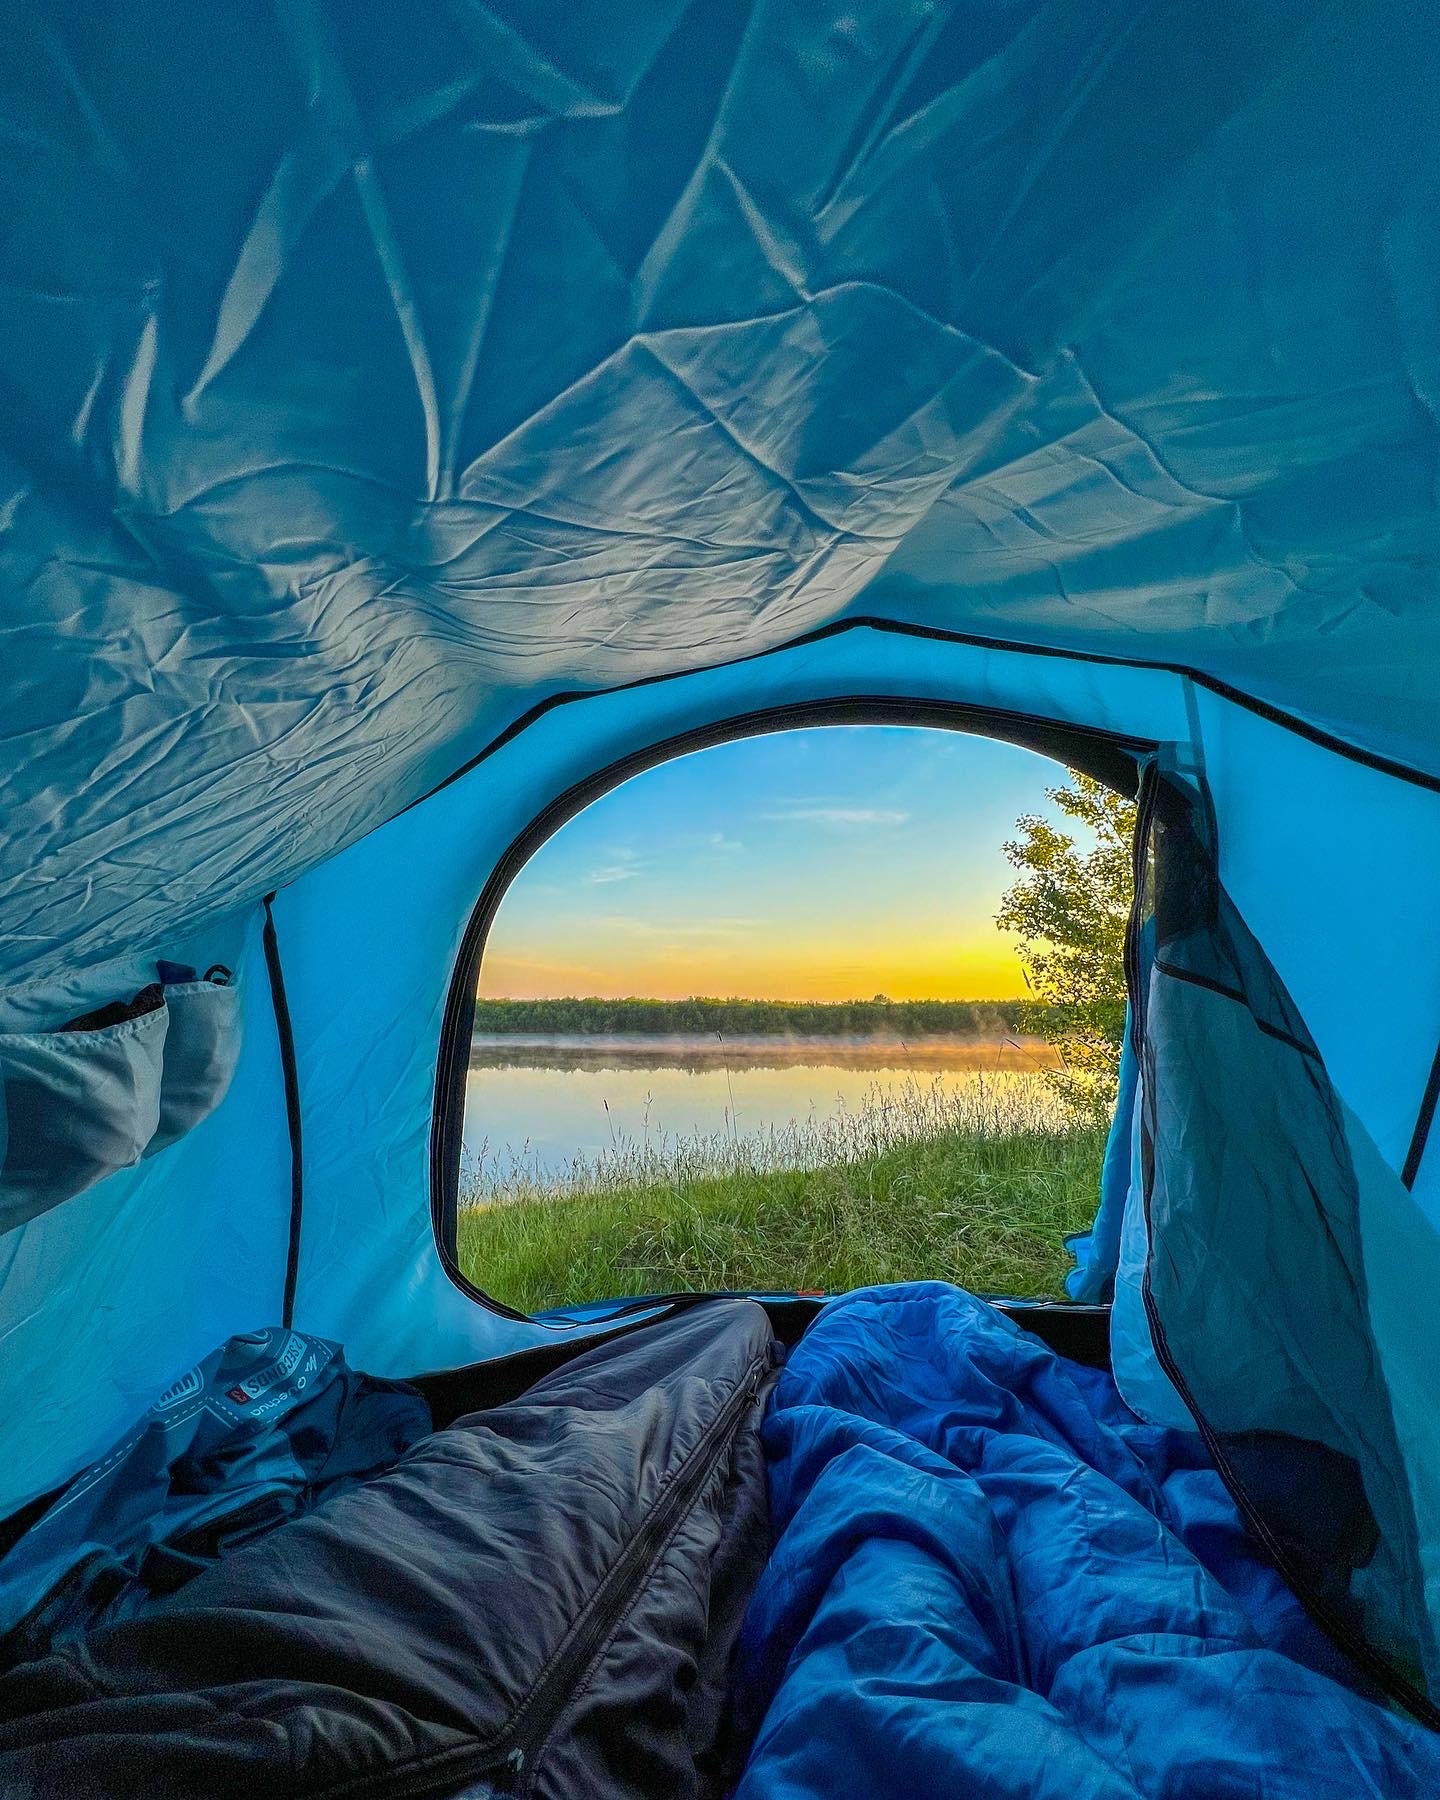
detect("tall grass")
[456,1074,1105,1314]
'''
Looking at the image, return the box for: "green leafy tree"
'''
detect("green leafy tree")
[995,774,1136,1118]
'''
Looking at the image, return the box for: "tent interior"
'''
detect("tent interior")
[5,2,1440,1793]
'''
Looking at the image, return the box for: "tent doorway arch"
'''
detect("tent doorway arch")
[430,685,1152,1314]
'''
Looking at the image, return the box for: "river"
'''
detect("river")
[462,1035,1061,1188]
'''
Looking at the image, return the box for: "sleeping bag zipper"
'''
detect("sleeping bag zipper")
[483,1349,773,1796]
[303,1342,773,1800]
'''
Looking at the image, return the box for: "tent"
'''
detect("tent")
[4,0,1440,1769]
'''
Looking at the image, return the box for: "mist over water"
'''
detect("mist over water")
[463,1036,1060,1185]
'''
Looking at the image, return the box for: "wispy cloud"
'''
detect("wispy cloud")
[596,915,761,941]
[761,806,909,827]
[586,847,642,885]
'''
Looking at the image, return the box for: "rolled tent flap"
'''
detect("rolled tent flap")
[1114,759,1440,1704]
[1064,1006,1139,1304]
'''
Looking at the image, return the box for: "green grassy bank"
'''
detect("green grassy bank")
[456,1076,1104,1314]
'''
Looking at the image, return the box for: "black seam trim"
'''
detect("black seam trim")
[408,615,1440,816]
[1401,1034,1440,1190]
[429,692,1151,1323]
[1150,958,1321,1063]
[1137,1257,1440,1727]
[262,894,304,1331]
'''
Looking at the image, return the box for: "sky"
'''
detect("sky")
[479,726,1080,1002]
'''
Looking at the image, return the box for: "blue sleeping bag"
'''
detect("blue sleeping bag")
[732,1284,1440,1798]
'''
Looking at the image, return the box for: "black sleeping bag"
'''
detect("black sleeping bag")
[0,1300,778,1800]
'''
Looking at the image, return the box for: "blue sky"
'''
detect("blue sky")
[480,726,1078,1001]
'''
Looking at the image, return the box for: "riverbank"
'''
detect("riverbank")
[456,1075,1102,1312]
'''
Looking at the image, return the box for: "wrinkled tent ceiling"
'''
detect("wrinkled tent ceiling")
[2,1,1439,984]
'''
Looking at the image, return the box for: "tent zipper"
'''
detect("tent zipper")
[484,1350,772,1795]
[308,1346,772,1800]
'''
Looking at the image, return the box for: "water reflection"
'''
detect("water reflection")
[463,1035,1059,1184]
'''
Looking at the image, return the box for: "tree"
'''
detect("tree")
[995,773,1136,1118]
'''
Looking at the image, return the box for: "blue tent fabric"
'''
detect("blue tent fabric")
[0,1326,430,1663]
[3,2,1440,985]
[732,1284,1440,1797]
[1064,1003,1138,1302]
[3,0,1440,1767]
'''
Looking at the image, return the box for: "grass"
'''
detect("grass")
[456,1074,1105,1314]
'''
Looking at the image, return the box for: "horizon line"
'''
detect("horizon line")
[475,993,1028,1006]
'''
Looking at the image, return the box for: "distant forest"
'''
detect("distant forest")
[472,997,1039,1037]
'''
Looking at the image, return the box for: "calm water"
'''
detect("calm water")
[462,1035,1058,1185]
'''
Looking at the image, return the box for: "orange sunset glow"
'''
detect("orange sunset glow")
[478,727,1072,1005]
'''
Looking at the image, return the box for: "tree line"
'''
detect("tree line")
[472,996,1039,1038]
